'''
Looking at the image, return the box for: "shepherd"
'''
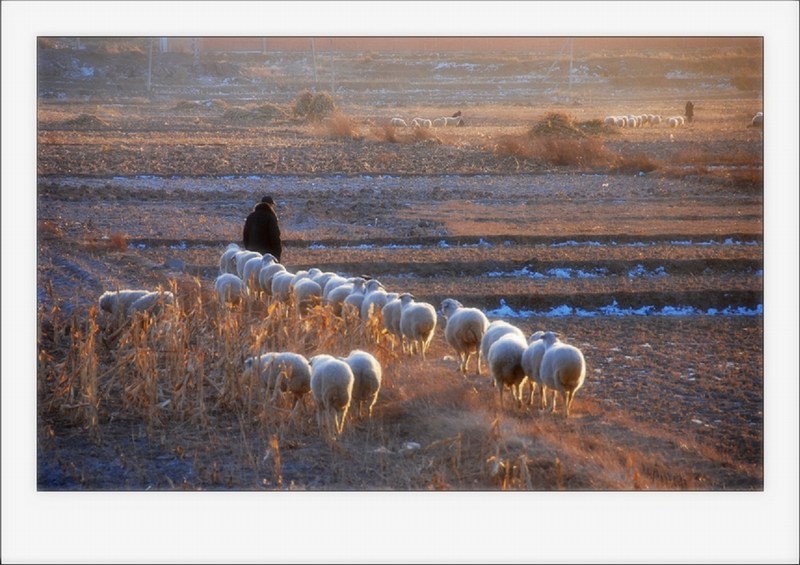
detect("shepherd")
[243,195,282,262]
[685,100,694,123]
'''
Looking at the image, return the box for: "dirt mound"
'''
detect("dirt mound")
[61,113,109,129]
[221,103,289,124]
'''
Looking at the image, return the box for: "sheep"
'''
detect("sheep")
[242,253,272,294]
[341,349,382,419]
[411,117,432,128]
[480,320,526,371]
[390,117,408,127]
[440,298,490,376]
[432,117,447,127]
[234,250,261,278]
[539,331,586,418]
[520,330,549,409]
[312,270,341,292]
[648,114,663,126]
[214,273,245,306]
[326,277,366,317]
[379,293,403,349]
[360,279,389,319]
[292,277,323,316]
[749,111,763,128]
[98,289,152,317]
[126,290,175,317]
[444,116,464,127]
[219,243,241,275]
[244,352,312,410]
[398,293,437,360]
[309,354,355,438]
[270,270,296,303]
[342,278,368,319]
[487,333,529,409]
[603,116,616,126]
[258,260,287,296]
[667,115,685,128]
[322,274,351,300]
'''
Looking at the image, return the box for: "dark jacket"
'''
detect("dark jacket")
[243,202,282,261]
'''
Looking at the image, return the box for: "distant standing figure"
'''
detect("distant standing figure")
[243,196,282,262]
[685,101,694,123]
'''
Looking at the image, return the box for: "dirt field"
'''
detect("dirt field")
[35,39,764,492]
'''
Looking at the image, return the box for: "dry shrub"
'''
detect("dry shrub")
[493,135,537,161]
[110,232,128,251]
[293,90,336,121]
[611,152,661,173]
[534,136,613,168]
[39,219,64,239]
[322,111,359,139]
[528,112,586,139]
[411,127,438,143]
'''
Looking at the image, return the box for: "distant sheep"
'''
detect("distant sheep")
[539,331,587,417]
[398,293,438,360]
[341,349,382,419]
[667,116,685,128]
[310,354,355,438]
[432,117,447,128]
[440,298,490,376]
[390,117,408,127]
[749,111,763,128]
[411,117,432,128]
[98,289,152,317]
[214,273,245,306]
[487,333,529,409]
[444,116,464,127]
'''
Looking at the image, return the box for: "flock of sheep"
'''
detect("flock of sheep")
[390,110,464,128]
[96,237,589,440]
[602,113,689,128]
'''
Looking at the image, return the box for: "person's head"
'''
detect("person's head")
[261,195,275,206]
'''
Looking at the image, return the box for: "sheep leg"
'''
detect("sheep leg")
[476,352,482,376]
[540,386,548,410]
[565,390,574,418]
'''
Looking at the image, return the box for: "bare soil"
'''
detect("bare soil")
[36,41,763,491]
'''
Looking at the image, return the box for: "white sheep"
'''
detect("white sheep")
[234,250,262,278]
[749,111,763,128]
[341,349,382,419]
[312,271,341,292]
[667,115,685,128]
[398,293,437,360]
[214,273,245,306]
[98,289,152,317]
[310,354,355,438]
[379,293,403,349]
[326,277,366,317]
[440,298,490,376]
[292,277,323,316]
[219,243,241,275]
[432,117,446,127]
[487,333,529,409]
[411,117,432,128]
[520,330,549,409]
[270,270,296,303]
[603,116,616,126]
[648,114,663,126]
[479,320,526,370]
[444,116,464,127]
[242,253,273,295]
[244,352,312,411]
[360,279,389,321]
[342,278,368,319]
[126,290,175,317]
[539,331,586,418]
[390,117,408,127]
[258,260,287,296]
[322,274,351,300]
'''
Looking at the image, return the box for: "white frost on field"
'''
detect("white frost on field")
[484,299,763,319]
[487,267,608,279]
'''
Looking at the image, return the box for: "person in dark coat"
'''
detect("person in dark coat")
[685,100,694,123]
[243,196,282,261]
